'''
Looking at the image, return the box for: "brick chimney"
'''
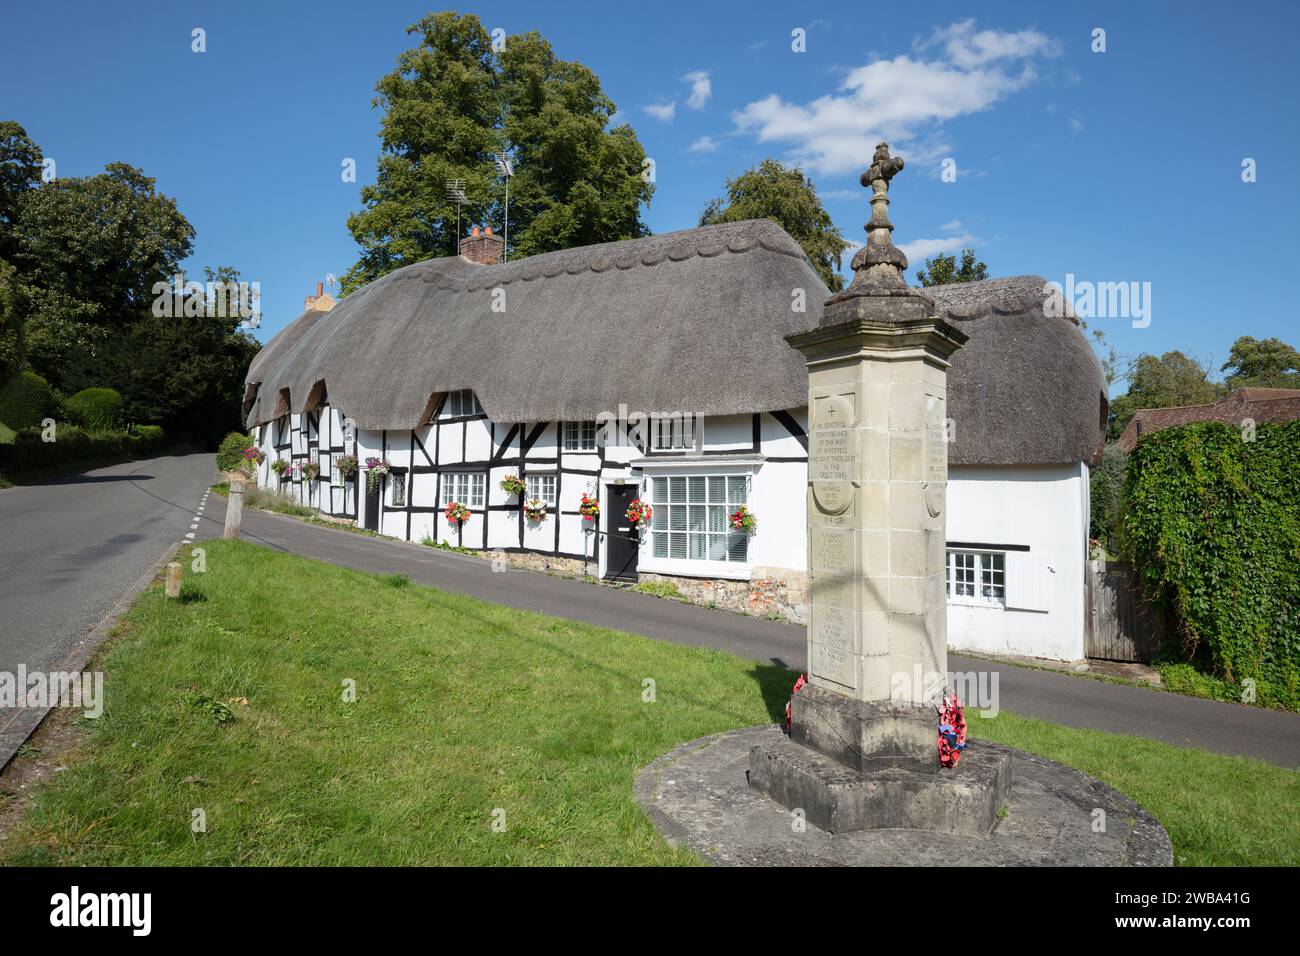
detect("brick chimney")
[459,224,505,265]
[304,281,335,312]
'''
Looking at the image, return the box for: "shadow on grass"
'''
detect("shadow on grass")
[749,660,801,723]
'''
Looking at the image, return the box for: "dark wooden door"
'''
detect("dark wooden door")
[363,478,380,531]
[604,484,640,581]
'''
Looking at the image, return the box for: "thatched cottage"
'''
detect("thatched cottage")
[243,219,1105,661]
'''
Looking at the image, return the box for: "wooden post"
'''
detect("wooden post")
[224,476,244,540]
[165,562,182,598]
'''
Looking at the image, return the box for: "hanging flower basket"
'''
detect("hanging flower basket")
[364,457,390,494]
[444,500,471,525]
[523,498,548,523]
[499,474,525,498]
[240,446,264,472]
[625,498,653,527]
[578,493,600,521]
[730,504,757,534]
[271,459,288,478]
[303,461,321,481]
[335,455,358,479]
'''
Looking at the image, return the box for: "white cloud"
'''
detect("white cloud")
[1068,115,1084,134]
[731,20,1059,175]
[688,136,720,154]
[917,18,1062,69]
[643,101,677,122]
[683,70,712,110]
[898,234,976,263]
[940,219,963,231]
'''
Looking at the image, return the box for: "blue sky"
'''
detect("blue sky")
[3,1,1297,394]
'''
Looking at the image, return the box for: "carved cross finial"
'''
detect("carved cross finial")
[862,141,904,189]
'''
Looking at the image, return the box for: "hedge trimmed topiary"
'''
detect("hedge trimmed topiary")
[1122,420,1299,709]
[65,387,124,431]
[0,423,167,473]
[0,370,54,430]
[216,430,255,473]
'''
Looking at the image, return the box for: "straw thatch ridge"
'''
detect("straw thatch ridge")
[245,220,1104,466]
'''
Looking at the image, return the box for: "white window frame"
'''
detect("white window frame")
[562,420,597,452]
[525,473,557,505]
[649,414,699,452]
[641,472,751,576]
[441,472,485,508]
[946,550,1006,607]
[445,390,483,418]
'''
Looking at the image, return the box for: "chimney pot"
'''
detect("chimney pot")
[484,225,493,236]
[316,282,323,297]
[471,225,481,238]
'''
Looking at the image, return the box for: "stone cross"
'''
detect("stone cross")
[783,142,968,769]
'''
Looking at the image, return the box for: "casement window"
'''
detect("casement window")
[946,550,1005,605]
[650,475,748,563]
[390,473,406,508]
[562,421,597,452]
[526,473,557,505]
[650,414,697,451]
[445,390,483,418]
[441,472,485,508]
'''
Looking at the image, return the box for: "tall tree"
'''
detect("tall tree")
[15,162,194,393]
[1107,350,1222,439]
[1220,335,1300,390]
[343,12,652,292]
[915,248,988,286]
[699,159,849,291]
[0,121,42,263]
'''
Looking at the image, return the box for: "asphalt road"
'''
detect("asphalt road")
[1,451,1295,771]
[0,452,218,764]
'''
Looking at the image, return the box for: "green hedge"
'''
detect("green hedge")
[0,423,167,473]
[65,387,124,430]
[1122,420,1300,709]
[0,370,54,430]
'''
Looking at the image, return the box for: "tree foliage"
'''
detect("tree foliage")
[699,159,850,292]
[915,248,988,287]
[1220,335,1300,390]
[1122,421,1299,709]
[0,121,257,443]
[343,12,653,292]
[1108,350,1222,439]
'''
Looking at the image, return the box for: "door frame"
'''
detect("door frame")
[603,483,640,582]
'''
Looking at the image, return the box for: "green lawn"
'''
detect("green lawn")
[2,540,1296,866]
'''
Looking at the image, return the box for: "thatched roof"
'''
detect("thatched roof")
[245,220,1104,466]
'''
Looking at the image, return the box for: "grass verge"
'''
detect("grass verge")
[4,539,1292,866]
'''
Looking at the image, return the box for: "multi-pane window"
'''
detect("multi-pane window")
[946,551,1005,604]
[441,472,485,508]
[562,421,597,451]
[390,473,406,507]
[650,414,697,451]
[445,390,483,417]
[650,475,748,563]
[526,474,556,505]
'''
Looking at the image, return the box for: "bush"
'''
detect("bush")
[0,370,54,430]
[216,431,255,473]
[65,387,124,430]
[0,422,167,473]
[1122,420,1300,709]
[1089,442,1127,544]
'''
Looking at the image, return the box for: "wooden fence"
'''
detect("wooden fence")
[1086,559,1159,662]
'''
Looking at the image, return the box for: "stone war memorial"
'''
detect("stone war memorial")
[634,145,1173,866]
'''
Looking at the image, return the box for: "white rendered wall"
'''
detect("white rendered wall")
[944,462,1089,661]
